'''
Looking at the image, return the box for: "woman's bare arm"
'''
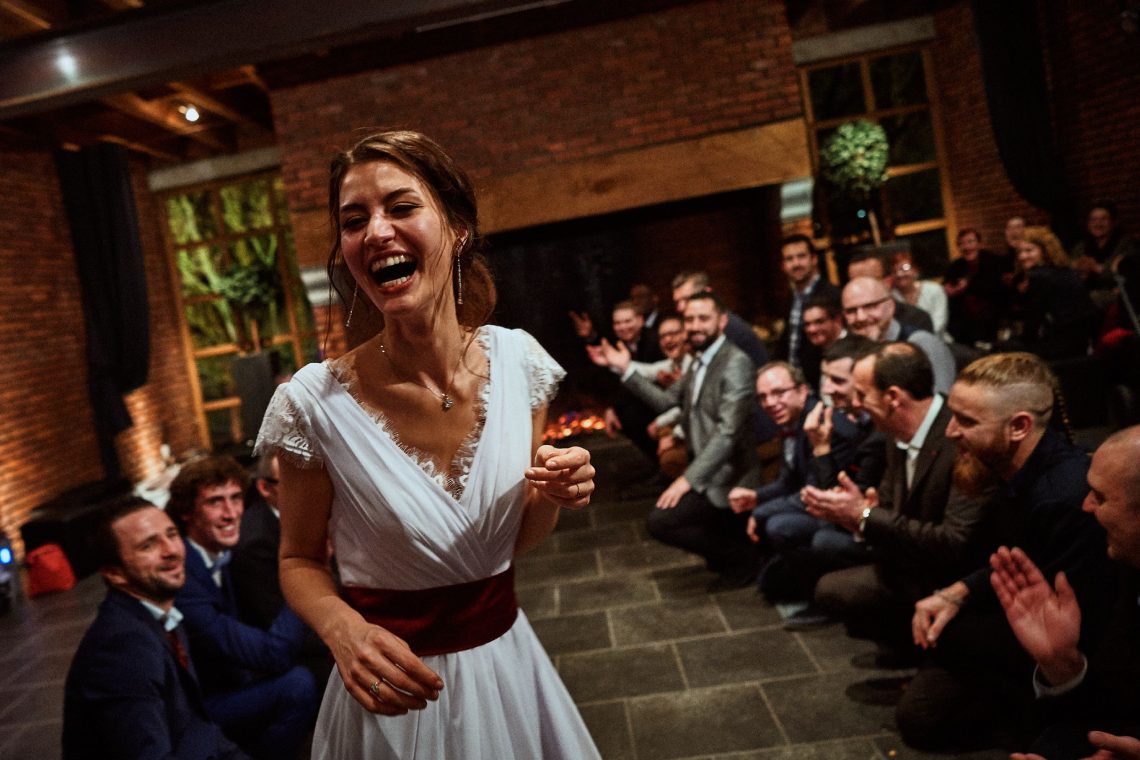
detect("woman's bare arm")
[277,457,443,715]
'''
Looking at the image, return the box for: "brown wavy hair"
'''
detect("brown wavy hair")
[1019,226,1070,269]
[326,130,496,332]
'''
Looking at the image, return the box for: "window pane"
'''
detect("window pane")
[808,63,865,121]
[870,51,927,109]
[177,245,226,298]
[823,186,876,242]
[897,228,951,278]
[206,407,239,448]
[219,178,273,233]
[185,299,238,348]
[197,355,237,401]
[885,169,943,226]
[166,191,217,244]
[881,111,936,166]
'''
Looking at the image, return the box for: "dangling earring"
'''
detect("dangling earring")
[345,284,358,328]
[454,236,467,306]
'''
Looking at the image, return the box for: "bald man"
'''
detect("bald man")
[842,276,956,394]
[994,426,1140,759]
[895,353,1113,752]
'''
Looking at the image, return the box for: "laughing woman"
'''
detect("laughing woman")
[255,131,601,759]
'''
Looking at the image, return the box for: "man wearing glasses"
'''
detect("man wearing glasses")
[842,276,957,394]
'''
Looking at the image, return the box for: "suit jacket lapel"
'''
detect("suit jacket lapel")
[906,403,952,508]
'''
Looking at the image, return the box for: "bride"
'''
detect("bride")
[256,131,601,758]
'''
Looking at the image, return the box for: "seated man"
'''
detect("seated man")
[170,456,319,760]
[63,498,248,759]
[847,249,934,332]
[803,342,995,649]
[897,352,1113,752]
[799,291,846,392]
[843,276,957,394]
[994,425,1140,760]
[614,292,762,590]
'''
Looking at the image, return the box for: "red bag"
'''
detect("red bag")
[25,543,76,597]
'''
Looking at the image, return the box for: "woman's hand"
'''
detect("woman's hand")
[525,444,594,510]
[330,617,443,716]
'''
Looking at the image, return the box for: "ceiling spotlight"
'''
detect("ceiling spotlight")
[178,104,200,123]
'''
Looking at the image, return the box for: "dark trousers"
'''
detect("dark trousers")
[647,490,756,576]
[206,665,320,760]
[895,607,1036,751]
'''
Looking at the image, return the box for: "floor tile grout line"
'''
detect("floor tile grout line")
[755,681,792,746]
[793,630,825,673]
[622,697,640,760]
[670,641,691,690]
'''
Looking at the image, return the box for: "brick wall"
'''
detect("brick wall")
[270,0,802,269]
[0,147,103,556]
[113,162,202,483]
[928,2,1043,249]
[1041,1,1140,230]
[0,147,200,558]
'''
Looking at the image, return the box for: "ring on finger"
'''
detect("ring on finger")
[369,680,381,697]
[572,482,581,498]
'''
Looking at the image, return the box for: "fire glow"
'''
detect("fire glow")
[543,412,604,443]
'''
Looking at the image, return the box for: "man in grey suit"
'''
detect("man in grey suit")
[606,291,762,590]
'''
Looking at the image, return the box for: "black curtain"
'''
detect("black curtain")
[972,0,1077,240]
[55,144,150,477]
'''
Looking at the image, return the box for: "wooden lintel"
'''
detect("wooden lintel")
[479,119,813,234]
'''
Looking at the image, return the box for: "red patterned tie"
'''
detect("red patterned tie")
[167,628,190,671]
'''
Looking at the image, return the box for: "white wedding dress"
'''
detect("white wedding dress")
[256,325,600,759]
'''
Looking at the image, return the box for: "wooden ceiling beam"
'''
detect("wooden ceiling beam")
[0,0,58,30]
[168,82,271,131]
[101,91,229,151]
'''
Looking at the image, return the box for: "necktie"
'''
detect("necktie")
[167,628,190,671]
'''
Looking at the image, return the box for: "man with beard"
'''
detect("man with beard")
[598,301,663,460]
[589,315,692,478]
[617,291,762,590]
[798,292,846,392]
[777,235,841,376]
[994,426,1140,760]
[896,352,1112,752]
[63,499,248,759]
[802,342,994,649]
[842,276,957,394]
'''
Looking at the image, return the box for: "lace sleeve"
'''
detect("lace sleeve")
[518,329,566,411]
[254,384,324,469]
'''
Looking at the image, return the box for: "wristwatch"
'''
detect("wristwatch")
[857,506,873,536]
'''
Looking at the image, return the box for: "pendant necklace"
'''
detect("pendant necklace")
[378,333,467,412]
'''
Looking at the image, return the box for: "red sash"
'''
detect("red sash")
[342,566,518,656]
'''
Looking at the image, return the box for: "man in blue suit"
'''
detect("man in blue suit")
[169,456,318,760]
[63,498,248,759]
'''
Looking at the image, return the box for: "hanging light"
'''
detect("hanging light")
[178,103,200,123]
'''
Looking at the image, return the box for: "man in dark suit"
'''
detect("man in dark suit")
[63,498,248,759]
[777,235,842,380]
[232,453,286,629]
[803,343,996,646]
[895,352,1112,751]
[611,291,762,589]
[994,425,1140,759]
[169,456,319,760]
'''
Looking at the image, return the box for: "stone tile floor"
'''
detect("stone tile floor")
[0,431,1031,758]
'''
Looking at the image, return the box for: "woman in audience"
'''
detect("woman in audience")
[1008,226,1093,360]
[890,251,949,339]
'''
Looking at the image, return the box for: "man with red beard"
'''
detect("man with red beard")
[802,342,994,649]
[895,352,1112,753]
